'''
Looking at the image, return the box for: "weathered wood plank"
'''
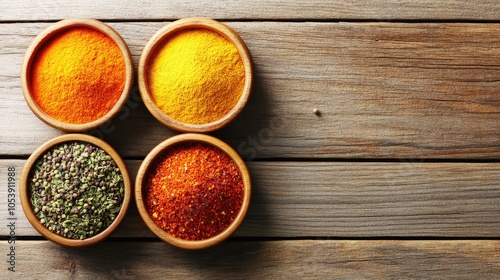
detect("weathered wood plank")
[2,22,500,159]
[3,160,500,238]
[1,0,499,21]
[1,22,500,159]
[4,240,500,279]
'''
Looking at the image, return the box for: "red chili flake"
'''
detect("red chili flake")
[144,142,244,241]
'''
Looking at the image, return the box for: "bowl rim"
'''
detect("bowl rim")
[20,18,134,132]
[135,133,252,250]
[138,17,253,133]
[19,134,132,247]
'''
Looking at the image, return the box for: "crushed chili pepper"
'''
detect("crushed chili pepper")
[144,142,244,241]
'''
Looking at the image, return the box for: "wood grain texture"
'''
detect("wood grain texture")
[5,240,500,279]
[3,160,500,238]
[0,0,499,21]
[1,22,500,159]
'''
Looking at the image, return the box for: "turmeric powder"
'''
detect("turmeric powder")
[147,28,245,125]
[31,27,126,124]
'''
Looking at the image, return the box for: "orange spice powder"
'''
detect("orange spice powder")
[31,27,126,124]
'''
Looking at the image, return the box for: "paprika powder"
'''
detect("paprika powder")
[144,141,245,241]
[30,26,126,124]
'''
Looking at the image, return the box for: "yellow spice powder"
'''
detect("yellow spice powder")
[148,28,245,125]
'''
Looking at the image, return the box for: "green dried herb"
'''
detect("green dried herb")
[29,142,124,240]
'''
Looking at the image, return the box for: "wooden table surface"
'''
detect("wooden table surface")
[2,1,500,278]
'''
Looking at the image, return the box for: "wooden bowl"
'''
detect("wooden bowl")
[138,17,253,132]
[19,134,132,247]
[135,134,251,250]
[20,18,134,132]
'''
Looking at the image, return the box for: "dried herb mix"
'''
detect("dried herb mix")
[29,142,124,240]
[144,142,244,241]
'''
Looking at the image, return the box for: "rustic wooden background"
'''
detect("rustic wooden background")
[1,0,500,278]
